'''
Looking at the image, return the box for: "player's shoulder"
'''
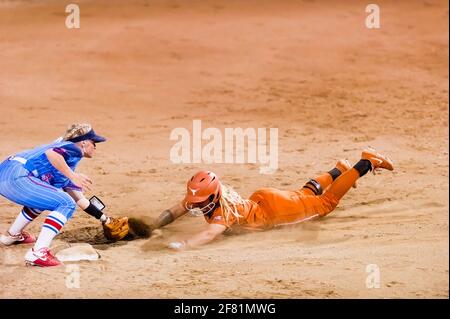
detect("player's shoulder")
[52,141,82,157]
[52,140,74,147]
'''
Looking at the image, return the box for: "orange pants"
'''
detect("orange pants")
[249,168,360,227]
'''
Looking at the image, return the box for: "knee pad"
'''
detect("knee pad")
[302,179,323,195]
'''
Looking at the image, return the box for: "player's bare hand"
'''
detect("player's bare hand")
[71,173,93,191]
[168,240,187,251]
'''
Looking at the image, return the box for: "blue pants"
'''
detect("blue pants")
[0,159,76,219]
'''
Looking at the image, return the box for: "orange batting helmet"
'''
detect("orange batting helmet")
[184,171,222,215]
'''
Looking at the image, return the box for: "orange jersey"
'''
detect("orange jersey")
[204,187,340,230]
[203,198,266,230]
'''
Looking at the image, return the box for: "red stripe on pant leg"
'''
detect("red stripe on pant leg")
[44,218,63,231]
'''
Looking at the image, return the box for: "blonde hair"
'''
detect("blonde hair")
[218,184,246,226]
[63,123,92,141]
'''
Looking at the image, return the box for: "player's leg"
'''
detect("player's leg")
[21,178,76,266]
[258,160,353,226]
[0,169,76,266]
[301,159,353,196]
[0,161,39,245]
[262,187,336,227]
[0,207,42,245]
[318,148,394,214]
[270,149,394,226]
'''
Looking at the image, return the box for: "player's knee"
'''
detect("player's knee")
[302,179,323,196]
[317,193,339,216]
[56,196,77,219]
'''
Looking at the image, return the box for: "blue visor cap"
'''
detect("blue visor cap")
[68,129,107,143]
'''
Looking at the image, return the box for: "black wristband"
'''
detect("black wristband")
[84,203,104,219]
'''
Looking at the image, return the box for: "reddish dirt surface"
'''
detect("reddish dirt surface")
[0,0,448,298]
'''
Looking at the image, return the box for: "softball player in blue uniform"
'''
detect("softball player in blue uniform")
[0,124,116,267]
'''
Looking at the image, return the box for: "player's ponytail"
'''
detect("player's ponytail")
[218,184,246,226]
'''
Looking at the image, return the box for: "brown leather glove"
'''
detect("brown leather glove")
[102,217,129,241]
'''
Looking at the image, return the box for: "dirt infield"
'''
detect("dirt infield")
[0,0,448,298]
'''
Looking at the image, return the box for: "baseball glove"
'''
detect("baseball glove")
[103,217,129,241]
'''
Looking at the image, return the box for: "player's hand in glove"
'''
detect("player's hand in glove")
[103,216,129,241]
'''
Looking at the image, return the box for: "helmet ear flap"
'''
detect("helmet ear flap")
[207,192,220,204]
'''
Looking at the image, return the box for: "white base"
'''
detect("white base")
[55,243,100,262]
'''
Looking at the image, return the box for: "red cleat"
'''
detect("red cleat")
[0,231,36,246]
[25,247,62,267]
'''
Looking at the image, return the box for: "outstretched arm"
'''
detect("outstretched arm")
[45,149,92,191]
[154,202,188,229]
[168,223,227,250]
[65,189,110,224]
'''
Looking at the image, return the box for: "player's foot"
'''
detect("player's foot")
[0,231,36,246]
[25,247,62,267]
[335,159,357,188]
[361,148,394,171]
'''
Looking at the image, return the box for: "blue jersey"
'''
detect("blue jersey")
[14,141,83,189]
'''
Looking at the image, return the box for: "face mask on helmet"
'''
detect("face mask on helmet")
[185,195,217,217]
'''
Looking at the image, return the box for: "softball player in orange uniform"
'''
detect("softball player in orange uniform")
[155,148,394,250]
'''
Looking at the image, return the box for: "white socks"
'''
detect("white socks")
[34,211,67,250]
[9,207,41,235]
